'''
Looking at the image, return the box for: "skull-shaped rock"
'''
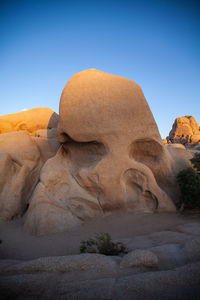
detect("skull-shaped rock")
[24,69,176,235]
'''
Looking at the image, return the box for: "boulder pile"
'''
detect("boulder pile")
[167,116,200,145]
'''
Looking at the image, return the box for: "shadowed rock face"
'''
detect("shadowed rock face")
[167,116,200,145]
[0,109,60,220]
[24,69,179,236]
[0,131,43,220]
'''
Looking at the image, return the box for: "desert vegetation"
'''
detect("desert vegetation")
[80,233,127,256]
[177,152,200,209]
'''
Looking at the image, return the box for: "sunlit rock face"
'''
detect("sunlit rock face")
[167,116,200,145]
[25,69,177,236]
[0,107,59,136]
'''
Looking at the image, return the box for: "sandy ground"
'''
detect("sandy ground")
[1,211,200,260]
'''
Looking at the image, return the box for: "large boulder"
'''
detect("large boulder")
[0,108,60,220]
[165,144,192,172]
[167,116,200,145]
[25,69,179,236]
[1,254,117,274]
[0,107,59,136]
[120,249,158,268]
[0,131,43,220]
[24,147,103,236]
[1,258,200,299]
[0,132,60,221]
[32,128,60,162]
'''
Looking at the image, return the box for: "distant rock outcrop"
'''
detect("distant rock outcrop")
[167,116,200,145]
[0,107,59,136]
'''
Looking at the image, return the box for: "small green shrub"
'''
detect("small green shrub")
[80,233,127,256]
[177,167,200,209]
[190,152,200,172]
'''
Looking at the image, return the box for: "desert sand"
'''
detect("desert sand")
[1,211,200,299]
[0,211,200,260]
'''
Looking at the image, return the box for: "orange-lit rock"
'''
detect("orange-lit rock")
[0,107,59,136]
[167,116,200,145]
[162,139,168,144]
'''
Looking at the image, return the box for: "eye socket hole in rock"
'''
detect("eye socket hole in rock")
[60,132,107,170]
[130,139,163,167]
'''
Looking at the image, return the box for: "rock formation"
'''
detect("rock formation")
[0,109,60,220]
[167,116,200,145]
[0,107,59,136]
[0,131,43,220]
[0,69,194,235]
[24,69,186,236]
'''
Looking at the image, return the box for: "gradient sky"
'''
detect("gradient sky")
[1,0,200,138]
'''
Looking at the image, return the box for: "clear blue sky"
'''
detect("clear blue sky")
[1,0,199,138]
